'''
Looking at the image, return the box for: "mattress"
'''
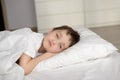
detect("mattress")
[25,51,120,80]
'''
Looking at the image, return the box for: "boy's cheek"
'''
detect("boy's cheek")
[51,48,61,53]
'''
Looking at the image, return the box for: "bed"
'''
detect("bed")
[0,27,120,80]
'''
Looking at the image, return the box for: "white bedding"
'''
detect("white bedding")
[0,28,120,80]
[26,51,120,80]
[0,28,32,80]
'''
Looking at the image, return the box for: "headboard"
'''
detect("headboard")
[34,0,85,32]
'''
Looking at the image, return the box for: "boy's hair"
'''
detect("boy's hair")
[53,25,80,47]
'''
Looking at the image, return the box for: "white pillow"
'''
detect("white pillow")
[33,27,118,72]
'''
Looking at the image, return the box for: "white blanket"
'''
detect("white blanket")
[0,28,33,80]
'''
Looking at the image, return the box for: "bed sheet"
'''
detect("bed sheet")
[25,51,120,80]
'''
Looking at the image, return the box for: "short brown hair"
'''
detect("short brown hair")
[53,25,80,47]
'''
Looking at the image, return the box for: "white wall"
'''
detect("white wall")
[35,0,120,32]
[85,0,120,28]
[4,0,36,30]
[35,0,85,32]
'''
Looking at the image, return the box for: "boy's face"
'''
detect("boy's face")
[43,29,71,53]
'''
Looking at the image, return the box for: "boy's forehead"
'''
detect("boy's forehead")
[55,29,68,33]
[55,30,68,35]
[57,30,72,41]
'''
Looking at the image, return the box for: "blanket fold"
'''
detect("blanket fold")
[0,28,33,80]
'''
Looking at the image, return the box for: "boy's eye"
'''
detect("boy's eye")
[56,33,59,39]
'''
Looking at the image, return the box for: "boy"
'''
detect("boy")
[18,25,80,75]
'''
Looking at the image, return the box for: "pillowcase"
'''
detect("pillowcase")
[33,27,118,72]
